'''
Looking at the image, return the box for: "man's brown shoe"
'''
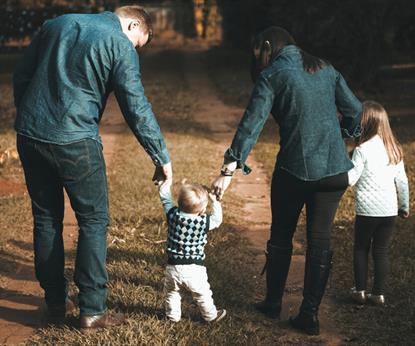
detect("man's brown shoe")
[80,312,126,329]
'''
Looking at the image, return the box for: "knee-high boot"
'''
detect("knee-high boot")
[290,248,333,335]
[255,241,292,319]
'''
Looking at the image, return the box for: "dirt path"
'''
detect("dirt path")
[0,95,124,345]
[183,47,344,345]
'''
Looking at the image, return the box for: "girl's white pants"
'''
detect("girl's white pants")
[164,264,218,322]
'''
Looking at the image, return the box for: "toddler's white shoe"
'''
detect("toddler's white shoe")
[208,309,226,323]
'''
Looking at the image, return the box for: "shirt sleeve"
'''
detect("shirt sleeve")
[395,160,410,213]
[158,184,175,214]
[223,73,275,174]
[334,69,363,138]
[348,147,365,186]
[13,30,42,109]
[209,200,223,230]
[111,46,170,166]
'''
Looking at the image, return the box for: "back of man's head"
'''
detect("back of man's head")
[115,6,153,45]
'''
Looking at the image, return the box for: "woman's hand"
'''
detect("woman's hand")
[211,175,233,201]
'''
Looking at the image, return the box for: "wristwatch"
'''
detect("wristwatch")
[220,167,234,177]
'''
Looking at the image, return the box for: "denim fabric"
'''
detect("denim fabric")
[224,45,362,181]
[13,11,169,166]
[17,135,109,315]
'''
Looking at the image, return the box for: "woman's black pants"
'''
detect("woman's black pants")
[270,169,348,251]
[264,168,347,314]
[354,215,395,295]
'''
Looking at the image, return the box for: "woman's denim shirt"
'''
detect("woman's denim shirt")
[224,45,362,181]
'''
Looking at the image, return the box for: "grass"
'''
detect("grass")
[206,45,415,345]
[0,64,34,301]
[29,131,282,345]
[0,49,322,345]
[0,44,413,344]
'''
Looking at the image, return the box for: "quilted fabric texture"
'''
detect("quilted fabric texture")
[348,135,409,216]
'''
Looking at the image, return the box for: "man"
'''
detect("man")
[13,6,172,328]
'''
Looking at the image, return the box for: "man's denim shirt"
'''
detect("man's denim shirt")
[13,12,169,166]
[224,45,362,181]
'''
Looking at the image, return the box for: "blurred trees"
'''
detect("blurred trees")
[192,0,222,40]
[3,0,119,7]
[2,0,414,85]
[217,0,415,85]
[0,1,118,47]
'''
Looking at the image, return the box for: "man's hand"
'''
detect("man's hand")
[209,192,219,203]
[211,175,232,201]
[152,162,172,186]
[398,209,409,219]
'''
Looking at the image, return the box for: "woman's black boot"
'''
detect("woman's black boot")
[290,248,333,335]
[255,242,292,319]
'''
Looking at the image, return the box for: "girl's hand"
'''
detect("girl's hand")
[398,209,409,219]
[211,175,232,201]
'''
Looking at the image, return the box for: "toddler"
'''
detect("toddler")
[158,181,226,322]
[348,101,410,305]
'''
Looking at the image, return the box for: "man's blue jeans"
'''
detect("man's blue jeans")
[17,134,109,316]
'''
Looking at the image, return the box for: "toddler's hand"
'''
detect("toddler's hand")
[158,179,172,192]
[211,175,232,201]
[209,192,219,203]
[152,162,173,186]
[398,209,409,219]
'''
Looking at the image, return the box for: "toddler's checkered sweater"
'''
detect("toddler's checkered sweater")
[158,184,223,265]
[166,207,210,265]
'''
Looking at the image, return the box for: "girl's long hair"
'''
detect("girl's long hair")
[250,26,327,82]
[358,100,403,164]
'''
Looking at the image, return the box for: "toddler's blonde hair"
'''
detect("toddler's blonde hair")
[178,184,209,214]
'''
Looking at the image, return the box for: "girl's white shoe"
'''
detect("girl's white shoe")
[367,293,385,306]
[350,287,366,304]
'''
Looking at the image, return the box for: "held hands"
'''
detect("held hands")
[211,175,233,201]
[152,162,173,187]
[398,209,410,219]
[211,162,237,201]
[209,192,219,203]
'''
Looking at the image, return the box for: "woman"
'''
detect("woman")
[211,27,362,335]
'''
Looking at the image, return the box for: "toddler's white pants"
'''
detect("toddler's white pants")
[164,264,218,322]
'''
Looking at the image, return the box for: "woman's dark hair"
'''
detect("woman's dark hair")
[250,26,327,82]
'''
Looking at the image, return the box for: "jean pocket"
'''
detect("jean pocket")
[54,140,95,182]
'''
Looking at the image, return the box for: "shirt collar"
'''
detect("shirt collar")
[275,44,300,59]
[101,11,122,31]
[179,210,203,218]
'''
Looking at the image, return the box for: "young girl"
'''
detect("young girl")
[158,181,226,322]
[348,100,410,305]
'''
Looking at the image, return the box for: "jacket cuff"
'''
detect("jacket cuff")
[342,125,362,139]
[224,148,252,175]
[152,147,170,166]
[399,200,410,214]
